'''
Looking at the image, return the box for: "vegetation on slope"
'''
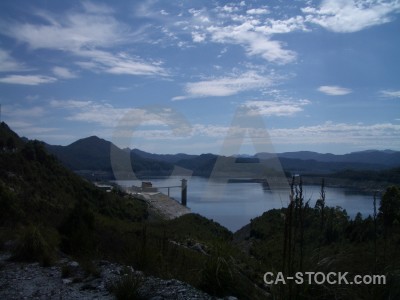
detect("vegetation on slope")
[0,124,267,299]
[236,180,400,299]
[2,123,400,299]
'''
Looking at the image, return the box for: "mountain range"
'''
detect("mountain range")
[45,136,173,179]
[44,134,400,178]
[2,122,399,179]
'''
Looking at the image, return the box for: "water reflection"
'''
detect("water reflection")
[116,176,376,232]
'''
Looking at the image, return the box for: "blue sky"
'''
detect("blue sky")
[0,0,399,155]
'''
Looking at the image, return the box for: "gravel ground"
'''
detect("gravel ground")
[0,252,237,300]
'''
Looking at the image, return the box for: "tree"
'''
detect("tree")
[6,137,15,151]
[379,186,400,228]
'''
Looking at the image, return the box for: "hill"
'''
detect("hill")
[46,137,174,178]
[0,129,148,228]
[256,150,400,167]
[2,122,400,299]
[46,136,118,171]
[175,153,218,177]
[46,135,400,182]
[131,148,197,164]
[0,122,25,151]
[0,123,268,299]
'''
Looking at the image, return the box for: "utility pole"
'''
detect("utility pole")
[181,179,187,206]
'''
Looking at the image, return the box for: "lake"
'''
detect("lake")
[116,176,377,232]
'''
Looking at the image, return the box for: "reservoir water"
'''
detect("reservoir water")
[117,176,376,232]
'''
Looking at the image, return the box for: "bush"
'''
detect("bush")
[109,270,144,300]
[199,243,236,297]
[11,225,57,266]
[59,200,96,257]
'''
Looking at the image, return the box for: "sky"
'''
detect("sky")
[0,0,400,155]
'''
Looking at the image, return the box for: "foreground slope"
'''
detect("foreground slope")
[0,123,269,299]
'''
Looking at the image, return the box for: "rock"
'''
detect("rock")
[68,261,79,268]
[192,242,208,255]
[62,278,73,285]
[0,251,218,300]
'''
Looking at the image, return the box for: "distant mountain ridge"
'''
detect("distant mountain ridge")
[1,121,400,182]
[46,136,117,171]
[256,150,400,167]
[46,136,174,178]
[0,121,386,178]
[131,148,197,164]
[43,134,400,179]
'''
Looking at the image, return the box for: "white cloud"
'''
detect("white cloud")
[1,3,167,77]
[220,5,240,13]
[0,49,28,72]
[50,100,92,109]
[318,85,352,96]
[0,74,57,85]
[47,97,400,149]
[180,121,400,151]
[380,90,400,98]
[187,8,211,23]
[303,0,400,33]
[207,23,296,64]
[140,2,301,64]
[173,71,273,100]
[243,99,311,116]
[187,121,400,149]
[256,16,308,34]
[192,124,230,138]
[5,8,126,51]
[77,50,167,76]
[51,100,180,128]
[113,86,132,92]
[52,100,140,127]
[3,105,46,118]
[8,17,112,51]
[81,1,114,14]
[52,66,77,79]
[4,119,74,141]
[160,10,169,16]
[246,8,269,15]
[191,32,206,43]
[269,122,400,148]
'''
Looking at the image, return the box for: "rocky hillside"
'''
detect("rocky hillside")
[0,123,269,299]
[0,251,227,300]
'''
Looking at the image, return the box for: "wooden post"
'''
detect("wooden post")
[181,179,187,206]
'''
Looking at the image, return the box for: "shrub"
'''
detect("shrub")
[59,200,96,257]
[11,225,57,266]
[200,245,235,297]
[80,259,101,278]
[109,270,144,300]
